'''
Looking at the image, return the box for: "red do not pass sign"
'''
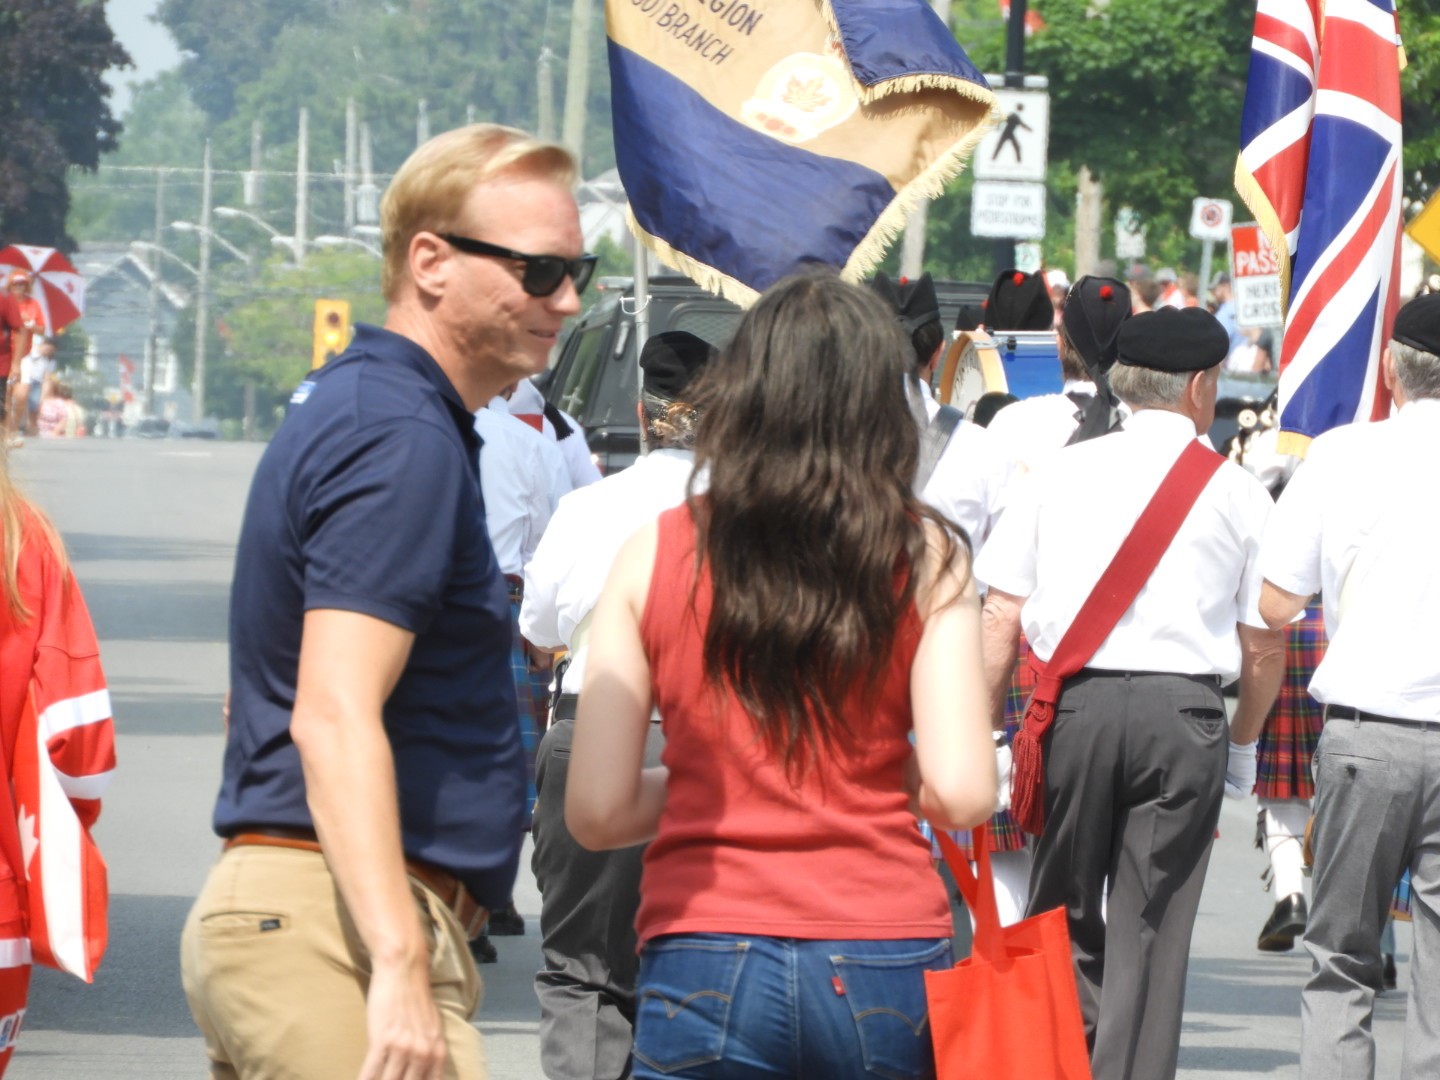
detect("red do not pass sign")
[1231,224,1280,278]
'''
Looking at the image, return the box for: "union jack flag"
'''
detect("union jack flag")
[1235,0,1405,451]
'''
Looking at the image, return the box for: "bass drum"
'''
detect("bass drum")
[936,330,1008,415]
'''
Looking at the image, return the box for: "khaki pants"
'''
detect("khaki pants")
[180,844,486,1080]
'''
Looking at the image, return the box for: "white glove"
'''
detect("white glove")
[994,739,1013,814]
[1224,739,1258,800]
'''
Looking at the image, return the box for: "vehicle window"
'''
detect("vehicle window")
[669,307,741,349]
[555,321,613,420]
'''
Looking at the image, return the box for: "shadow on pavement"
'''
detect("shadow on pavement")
[112,694,224,736]
[82,580,230,643]
[1177,1044,1297,1073]
[1185,955,1309,1018]
[65,533,236,565]
[25,895,198,1039]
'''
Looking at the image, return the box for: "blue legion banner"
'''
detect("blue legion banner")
[607,0,996,305]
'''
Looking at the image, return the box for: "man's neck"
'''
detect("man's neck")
[383,305,498,412]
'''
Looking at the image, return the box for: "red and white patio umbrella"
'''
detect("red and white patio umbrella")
[0,245,85,332]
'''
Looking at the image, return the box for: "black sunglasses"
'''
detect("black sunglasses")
[438,233,597,297]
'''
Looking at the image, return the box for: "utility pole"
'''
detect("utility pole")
[244,120,263,207]
[1075,165,1102,277]
[193,140,213,424]
[417,98,430,147]
[900,0,953,278]
[537,46,556,140]
[294,107,308,266]
[344,98,357,235]
[466,104,477,125]
[993,0,1028,274]
[145,168,165,416]
[357,122,378,225]
[562,0,593,175]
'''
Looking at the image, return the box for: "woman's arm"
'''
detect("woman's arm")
[565,521,669,850]
[909,524,1000,830]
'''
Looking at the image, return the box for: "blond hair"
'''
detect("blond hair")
[380,123,577,302]
[1,455,68,622]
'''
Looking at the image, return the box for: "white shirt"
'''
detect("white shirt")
[521,448,696,693]
[474,400,570,575]
[917,381,1015,559]
[509,378,603,489]
[975,409,1272,682]
[985,379,1119,473]
[1259,399,1440,720]
[18,350,55,386]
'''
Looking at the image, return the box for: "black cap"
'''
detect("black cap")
[868,272,941,336]
[984,269,1053,331]
[639,331,715,401]
[1115,307,1229,372]
[1391,293,1440,356]
[1061,276,1131,375]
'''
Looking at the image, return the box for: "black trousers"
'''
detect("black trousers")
[531,715,665,1080]
[1026,671,1228,1080]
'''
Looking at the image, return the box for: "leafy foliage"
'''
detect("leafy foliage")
[0,0,131,250]
[1401,0,1440,205]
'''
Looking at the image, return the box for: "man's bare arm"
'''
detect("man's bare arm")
[291,608,444,1080]
[1230,621,1287,745]
[981,588,1026,730]
[1259,579,1311,631]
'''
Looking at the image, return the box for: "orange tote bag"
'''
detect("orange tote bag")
[925,827,1091,1080]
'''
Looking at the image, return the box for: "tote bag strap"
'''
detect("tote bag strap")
[934,826,1008,962]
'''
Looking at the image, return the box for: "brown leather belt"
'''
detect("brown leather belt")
[223,828,490,941]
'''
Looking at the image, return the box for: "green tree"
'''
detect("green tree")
[1401,0,1440,204]
[0,0,131,250]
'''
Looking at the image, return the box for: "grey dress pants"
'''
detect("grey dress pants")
[1300,715,1440,1080]
[1026,670,1228,1080]
[531,715,665,1080]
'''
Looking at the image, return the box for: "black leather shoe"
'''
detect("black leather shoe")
[1383,952,1398,990]
[1258,893,1308,952]
[468,933,498,964]
[488,902,525,936]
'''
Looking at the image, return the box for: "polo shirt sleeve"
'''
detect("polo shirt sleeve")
[299,419,473,634]
[1259,450,1325,601]
[972,468,1041,597]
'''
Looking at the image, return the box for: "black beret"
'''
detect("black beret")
[1061,276,1132,374]
[639,330,715,401]
[1115,307,1229,373]
[1392,293,1440,356]
[984,269,1053,331]
[868,272,941,336]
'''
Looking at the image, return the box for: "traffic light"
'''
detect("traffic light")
[312,299,352,368]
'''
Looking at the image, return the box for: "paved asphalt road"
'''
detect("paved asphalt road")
[7,438,1415,1079]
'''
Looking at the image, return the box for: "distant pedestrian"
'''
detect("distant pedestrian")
[566,272,997,1079]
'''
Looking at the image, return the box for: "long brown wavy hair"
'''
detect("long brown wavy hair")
[688,271,967,778]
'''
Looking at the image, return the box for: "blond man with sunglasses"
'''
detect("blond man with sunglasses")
[181,124,593,1080]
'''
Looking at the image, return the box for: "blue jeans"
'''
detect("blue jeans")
[631,934,952,1079]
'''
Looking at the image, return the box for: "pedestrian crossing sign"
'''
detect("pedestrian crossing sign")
[973,89,1049,183]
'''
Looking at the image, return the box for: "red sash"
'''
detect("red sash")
[1010,440,1226,835]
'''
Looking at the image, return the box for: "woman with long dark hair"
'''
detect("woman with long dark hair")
[566,272,996,1079]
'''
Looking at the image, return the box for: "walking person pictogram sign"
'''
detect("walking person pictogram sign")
[974,89,1049,183]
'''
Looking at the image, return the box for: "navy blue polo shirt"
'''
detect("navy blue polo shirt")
[216,323,523,908]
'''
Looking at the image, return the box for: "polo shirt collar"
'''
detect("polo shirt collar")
[353,323,477,438]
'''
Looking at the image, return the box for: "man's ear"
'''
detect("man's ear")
[408,231,450,302]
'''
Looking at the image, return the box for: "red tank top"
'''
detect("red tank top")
[635,505,951,946]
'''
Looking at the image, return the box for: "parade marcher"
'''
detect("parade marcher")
[520,330,713,1080]
[566,272,997,1079]
[977,306,1286,1080]
[987,275,1132,472]
[1259,293,1440,1080]
[869,271,1014,551]
[0,454,115,1078]
[509,376,603,489]
[472,387,572,962]
[181,123,592,1080]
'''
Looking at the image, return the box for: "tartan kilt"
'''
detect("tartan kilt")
[509,599,545,826]
[921,637,1034,860]
[1256,603,1326,800]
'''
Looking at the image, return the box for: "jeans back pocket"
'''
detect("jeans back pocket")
[634,936,748,1075]
[831,939,951,1080]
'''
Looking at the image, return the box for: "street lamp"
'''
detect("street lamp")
[170,221,252,267]
[130,240,199,279]
[214,206,304,264]
[314,234,382,258]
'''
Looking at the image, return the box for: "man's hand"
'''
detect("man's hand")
[359,957,446,1080]
[1224,739,1258,800]
[522,636,556,673]
[994,738,1013,814]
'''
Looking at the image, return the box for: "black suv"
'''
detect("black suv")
[541,274,991,475]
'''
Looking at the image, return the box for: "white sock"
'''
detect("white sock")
[1260,797,1310,900]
